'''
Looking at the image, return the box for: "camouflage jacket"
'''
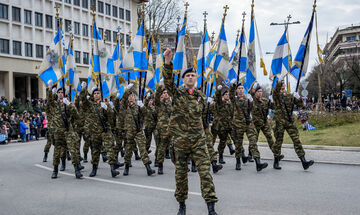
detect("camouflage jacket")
[154,86,172,131]
[113,97,126,132]
[215,89,233,131]
[273,81,303,123]
[249,90,275,127]
[45,89,56,130]
[122,89,145,135]
[209,102,219,130]
[143,96,158,129]
[163,63,207,137]
[46,88,73,132]
[229,84,253,128]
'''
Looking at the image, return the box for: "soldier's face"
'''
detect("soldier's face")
[57,90,64,99]
[237,86,244,95]
[128,94,136,103]
[162,90,169,99]
[255,89,263,98]
[148,99,153,106]
[223,92,229,100]
[94,91,101,101]
[183,73,196,88]
[281,81,286,91]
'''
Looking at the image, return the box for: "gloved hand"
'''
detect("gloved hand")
[247,93,253,102]
[47,80,53,88]
[63,98,70,106]
[217,85,222,90]
[52,88,57,94]
[86,95,90,100]
[109,101,114,109]
[81,81,87,89]
[146,93,151,99]
[208,97,214,104]
[126,83,134,90]
[100,102,108,110]
[230,79,237,85]
[159,78,164,87]
[293,92,300,99]
[116,92,120,98]
[253,82,259,89]
[137,100,144,108]
[278,73,285,82]
[269,95,274,103]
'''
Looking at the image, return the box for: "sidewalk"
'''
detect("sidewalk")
[216,141,360,166]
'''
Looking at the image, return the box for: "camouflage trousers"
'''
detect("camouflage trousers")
[89,131,116,165]
[144,126,158,151]
[80,130,90,155]
[205,128,216,162]
[254,122,275,154]
[53,129,67,166]
[157,130,171,164]
[113,129,124,156]
[44,129,54,153]
[174,134,218,204]
[66,130,81,165]
[124,130,150,165]
[217,129,233,155]
[273,121,305,158]
[232,123,260,159]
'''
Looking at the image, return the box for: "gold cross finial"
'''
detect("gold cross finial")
[251,0,255,9]
[141,2,145,17]
[211,31,215,43]
[54,4,60,19]
[90,5,96,21]
[203,11,208,27]
[223,5,229,15]
[103,33,107,43]
[236,29,240,42]
[313,0,317,12]
[184,2,189,16]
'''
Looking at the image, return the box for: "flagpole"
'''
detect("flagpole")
[237,12,246,84]
[139,2,145,101]
[54,4,65,97]
[200,11,208,92]
[127,30,131,85]
[290,0,316,118]
[69,33,74,101]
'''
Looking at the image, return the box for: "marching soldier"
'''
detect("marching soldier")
[143,93,159,157]
[272,77,314,170]
[163,48,218,215]
[42,85,56,163]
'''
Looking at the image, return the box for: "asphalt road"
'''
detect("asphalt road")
[0,140,359,215]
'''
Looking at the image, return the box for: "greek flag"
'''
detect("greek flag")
[244,12,256,92]
[65,39,81,101]
[39,29,65,87]
[92,22,107,73]
[109,41,123,95]
[196,29,210,89]
[155,40,163,87]
[87,57,98,93]
[228,28,247,86]
[173,16,187,74]
[290,13,314,80]
[146,37,156,93]
[213,23,230,80]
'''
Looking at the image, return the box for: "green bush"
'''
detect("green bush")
[307,112,360,129]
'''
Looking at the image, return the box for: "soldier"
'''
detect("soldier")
[143,93,158,156]
[121,84,155,176]
[74,98,89,166]
[250,83,284,169]
[227,79,268,171]
[42,85,56,163]
[79,83,120,178]
[163,48,218,215]
[272,77,314,170]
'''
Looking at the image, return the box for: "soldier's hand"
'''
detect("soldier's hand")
[81,81,87,89]
[247,93,253,102]
[269,95,274,103]
[146,93,151,99]
[293,92,300,99]
[217,85,222,91]
[47,80,53,88]
[278,73,285,82]
[109,101,114,109]
[100,102,108,110]
[137,100,144,108]
[163,48,172,65]
[207,97,214,104]
[63,98,71,106]
[126,83,134,90]
[116,92,121,97]
[159,78,164,87]
[52,87,57,95]
[86,95,90,100]
[230,79,237,85]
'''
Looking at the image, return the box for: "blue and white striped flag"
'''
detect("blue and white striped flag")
[244,11,256,92]
[213,23,230,80]
[65,39,81,100]
[196,29,211,89]
[173,15,187,74]
[228,27,247,86]
[146,37,156,93]
[155,40,163,87]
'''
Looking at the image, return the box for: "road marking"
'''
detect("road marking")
[0,148,24,153]
[35,164,201,196]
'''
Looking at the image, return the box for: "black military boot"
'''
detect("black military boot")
[51,165,58,179]
[165,149,170,159]
[83,153,88,163]
[89,164,98,177]
[241,151,248,164]
[114,155,124,169]
[43,153,48,162]
[235,158,241,170]
[74,164,83,179]
[66,151,71,161]
[123,163,130,176]
[78,163,85,170]
[207,202,218,215]
[219,154,226,164]
[255,157,268,172]
[300,156,314,170]
[177,202,186,215]
[228,144,235,155]
[101,152,108,162]
[158,162,163,175]
[120,148,125,157]
[60,158,66,171]
[248,151,254,162]
[191,160,197,172]
[134,151,141,160]
[279,154,285,161]
[110,164,120,177]
[211,161,223,173]
[154,159,159,167]
[145,162,155,176]
[273,156,281,170]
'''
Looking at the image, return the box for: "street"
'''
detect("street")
[0,140,359,215]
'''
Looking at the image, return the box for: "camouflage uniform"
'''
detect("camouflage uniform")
[210,103,233,152]
[79,88,117,166]
[74,98,89,159]
[44,91,55,154]
[164,63,217,204]
[272,82,305,158]
[64,103,82,165]
[154,86,172,164]
[143,95,159,152]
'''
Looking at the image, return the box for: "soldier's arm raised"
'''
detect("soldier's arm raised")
[229,83,236,103]
[79,87,90,109]
[163,48,177,98]
[122,89,130,110]
[154,86,163,108]
[273,80,282,104]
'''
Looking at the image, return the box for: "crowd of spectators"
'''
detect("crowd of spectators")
[0,96,48,144]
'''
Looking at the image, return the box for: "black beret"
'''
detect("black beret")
[181,67,196,78]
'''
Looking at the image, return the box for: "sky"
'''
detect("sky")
[182,0,360,90]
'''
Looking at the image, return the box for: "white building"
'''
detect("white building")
[0,0,140,102]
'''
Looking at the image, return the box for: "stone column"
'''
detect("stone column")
[26,76,31,100]
[4,71,14,101]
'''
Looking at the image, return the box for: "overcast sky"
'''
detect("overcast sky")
[183,0,360,88]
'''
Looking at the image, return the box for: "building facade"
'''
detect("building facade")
[0,0,140,102]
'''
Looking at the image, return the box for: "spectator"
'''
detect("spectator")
[0,124,8,144]
[19,118,28,142]
[298,107,309,131]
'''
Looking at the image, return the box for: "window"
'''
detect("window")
[65,0,71,4]
[346,36,356,42]
[119,8,124,19]
[98,28,103,37]
[46,15,52,29]
[82,0,88,9]
[83,52,89,64]
[0,3,8,19]
[113,31,117,42]
[25,43,32,57]
[12,7,21,22]
[105,30,111,41]
[90,0,96,7]
[112,6,117,18]
[74,22,80,35]
[65,19,71,32]
[46,46,49,51]
[126,34,130,46]
[36,44,43,58]
[125,10,130,21]
[35,12,43,27]
[74,0,80,6]
[56,18,62,30]
[120,33,124,44]
[24,10,31,24]
[105,3,110,15]
[13,41,21,56]
[0,39,9,54]
[75,51,81,63]
[98,1,103,13]
[82,24,88,36]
